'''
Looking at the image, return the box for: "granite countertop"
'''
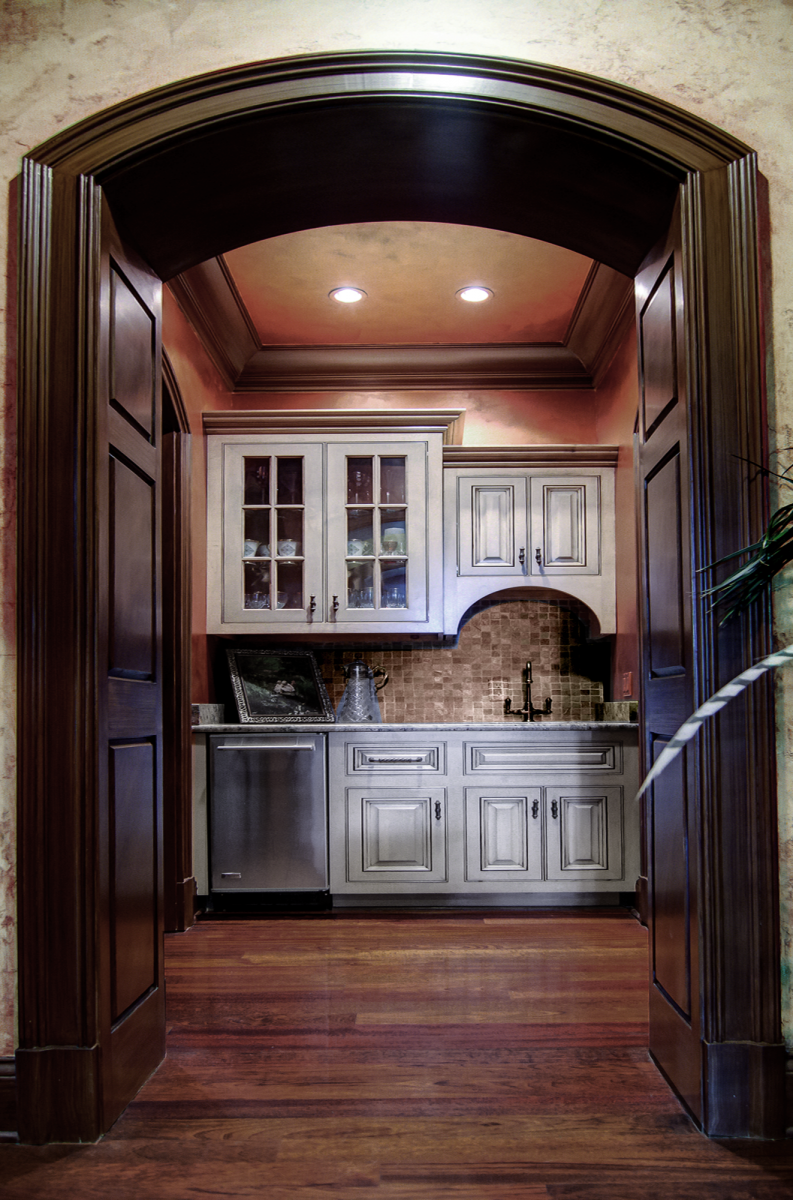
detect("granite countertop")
[192,721,638,733]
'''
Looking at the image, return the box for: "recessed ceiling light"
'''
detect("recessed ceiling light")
[329,287,367,303]
[457,286,493,303]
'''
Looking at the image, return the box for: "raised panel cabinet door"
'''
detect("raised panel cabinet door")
[456,474,529,576]
[210,441,325,628]
[545,787,625,882]
[530,475,600,575]
[326,442,429,625]
[464,787,543,882]
[345,788,448,883]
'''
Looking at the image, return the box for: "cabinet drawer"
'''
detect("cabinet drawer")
[345,741,447,775]
[464,740,621,774]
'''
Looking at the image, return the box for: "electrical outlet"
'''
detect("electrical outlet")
[622,671,633,699]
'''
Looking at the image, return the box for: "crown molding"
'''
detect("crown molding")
[443,444,619,468]
[202,407,466,443]
[170,253,633,393]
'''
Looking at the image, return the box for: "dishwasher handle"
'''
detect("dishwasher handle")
[216,742,316,752]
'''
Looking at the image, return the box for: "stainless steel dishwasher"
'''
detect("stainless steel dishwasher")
[209,733,328,892]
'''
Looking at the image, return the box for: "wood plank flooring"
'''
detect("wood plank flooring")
[2,910,793,1197]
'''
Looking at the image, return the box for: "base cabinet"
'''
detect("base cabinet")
[329,727,638,898]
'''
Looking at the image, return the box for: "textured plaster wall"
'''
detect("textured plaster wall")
[2,0,793,1054]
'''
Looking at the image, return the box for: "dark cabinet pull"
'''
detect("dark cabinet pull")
[518,547,526,567]
[531,799,539,819]
[551,799,559,819]
[331,595,339,618]
[307,595,316,622]
[535,548,542,565]
[434,800,442,821]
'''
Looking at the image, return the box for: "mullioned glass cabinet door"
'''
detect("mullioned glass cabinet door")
[219,442,324,625]
[325,442,429,625]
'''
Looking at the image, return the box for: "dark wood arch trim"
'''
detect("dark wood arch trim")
[161,352,194,934]
[16,53,781,1140]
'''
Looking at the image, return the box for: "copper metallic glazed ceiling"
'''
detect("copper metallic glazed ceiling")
[222,222,594,347]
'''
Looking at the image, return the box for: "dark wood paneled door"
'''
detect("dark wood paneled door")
[97,201,166,1127]
[635,197,701,1121]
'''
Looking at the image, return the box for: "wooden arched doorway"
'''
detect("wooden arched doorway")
[16,52,782,1141]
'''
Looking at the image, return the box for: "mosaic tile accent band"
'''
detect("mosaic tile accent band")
[312,598,606,723]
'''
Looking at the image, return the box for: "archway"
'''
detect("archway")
[16,52,781,1141]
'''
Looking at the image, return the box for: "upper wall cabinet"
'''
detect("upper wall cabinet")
[205,410,461,635]
[443,447,618,636]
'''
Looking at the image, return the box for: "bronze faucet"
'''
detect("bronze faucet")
[504,661,552,722]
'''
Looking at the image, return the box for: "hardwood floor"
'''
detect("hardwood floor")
[1,909,792,1197]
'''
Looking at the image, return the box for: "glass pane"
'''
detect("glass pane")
[381,561,407,609]
[244,457,270,504]
[276,457,303,505]
[380,457,406,504]
[275,509,303,556]
[243,511,271,557]
[347,457,373,504]
[276,561,303,609]
[347,560,374,609]
[380,510,407,556]
[244,561,271,609]
[347,509,373,555]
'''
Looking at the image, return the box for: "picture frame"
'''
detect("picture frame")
[226,647,335,724]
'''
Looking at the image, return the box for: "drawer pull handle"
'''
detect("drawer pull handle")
[551,799,559,819]
[366,755,425,763]
[220,872,242,879]
[308,595,316,622]
[532,799,539,819]
[434,800,442,821]
[535,548,542,565]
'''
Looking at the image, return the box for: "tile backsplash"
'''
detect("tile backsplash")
[311,598,607,723]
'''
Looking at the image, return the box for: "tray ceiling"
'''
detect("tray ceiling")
[169,221,634,392]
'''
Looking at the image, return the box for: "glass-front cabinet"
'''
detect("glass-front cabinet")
[326,443,428,625]
[231,443,323,624]
[205,414,450,635]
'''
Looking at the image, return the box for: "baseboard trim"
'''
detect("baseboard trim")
[0,1055,17,1139]
[703,1040,786,1138]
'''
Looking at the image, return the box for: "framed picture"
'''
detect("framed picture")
[226,647,335,724]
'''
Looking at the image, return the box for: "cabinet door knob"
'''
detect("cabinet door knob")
[551,799,559,819]
[434,800,442,821]
[331,595,339,618]
[535,548,542,565]
[531,799,539,819]
[518,547,526,573]
[307,595,316,622]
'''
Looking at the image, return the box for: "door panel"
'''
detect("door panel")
[649,738,691,1018]
[110,265,156,437]
[645,449,685,677]
[636,196,702,1121]
[110,458,156,677]
[110,741,158,1021]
